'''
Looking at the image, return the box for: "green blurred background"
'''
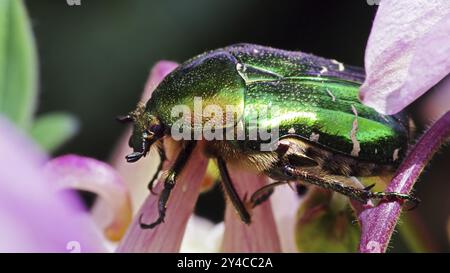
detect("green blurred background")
[24,0,449,252]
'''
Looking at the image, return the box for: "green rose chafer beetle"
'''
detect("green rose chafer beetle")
[119,43,418,229]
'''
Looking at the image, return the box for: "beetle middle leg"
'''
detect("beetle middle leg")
[139,140,197,229]
[249,181,285,208]
[217,157,251,224]
[249,180,309,208]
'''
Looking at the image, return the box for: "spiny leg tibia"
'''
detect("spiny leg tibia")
[139,141,197,229]
[281,164,420,209]
[250,164,419,209]
[217,157,251,224]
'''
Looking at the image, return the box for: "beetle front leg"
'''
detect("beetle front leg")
[126,134,151,163]
[147,142,166,195]
[217,157,251,224]
[139,141,197,229]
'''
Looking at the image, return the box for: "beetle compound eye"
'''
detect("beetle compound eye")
[143,130,154,139]
[149,123,164,137]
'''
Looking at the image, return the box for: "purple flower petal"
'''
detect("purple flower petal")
[43,154,132,242]
[109,61,178,213]
[359,0,450,114]
[116,143,208,252]
[0,117,105,252]
[222,169,281,252]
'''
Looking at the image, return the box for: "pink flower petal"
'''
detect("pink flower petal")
[141,61,179,100]
[109,61,178,213]
[359,0,450,114]
[43,154,132,242]
[0,117,105,252]
[116,143,208,252]
[222,169,281,252]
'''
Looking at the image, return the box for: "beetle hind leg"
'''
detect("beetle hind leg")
[280,164,420,209]
[363,191,420,210]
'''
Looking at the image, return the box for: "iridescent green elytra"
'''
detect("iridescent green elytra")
[120,44,417,229]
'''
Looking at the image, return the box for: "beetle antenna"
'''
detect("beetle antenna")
[116,114,133,123]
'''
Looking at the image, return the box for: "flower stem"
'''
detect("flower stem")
[358,111,450,253]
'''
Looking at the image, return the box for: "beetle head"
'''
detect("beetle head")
[118,102,165,163]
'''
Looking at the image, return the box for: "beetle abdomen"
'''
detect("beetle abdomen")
[299,138,394,176]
